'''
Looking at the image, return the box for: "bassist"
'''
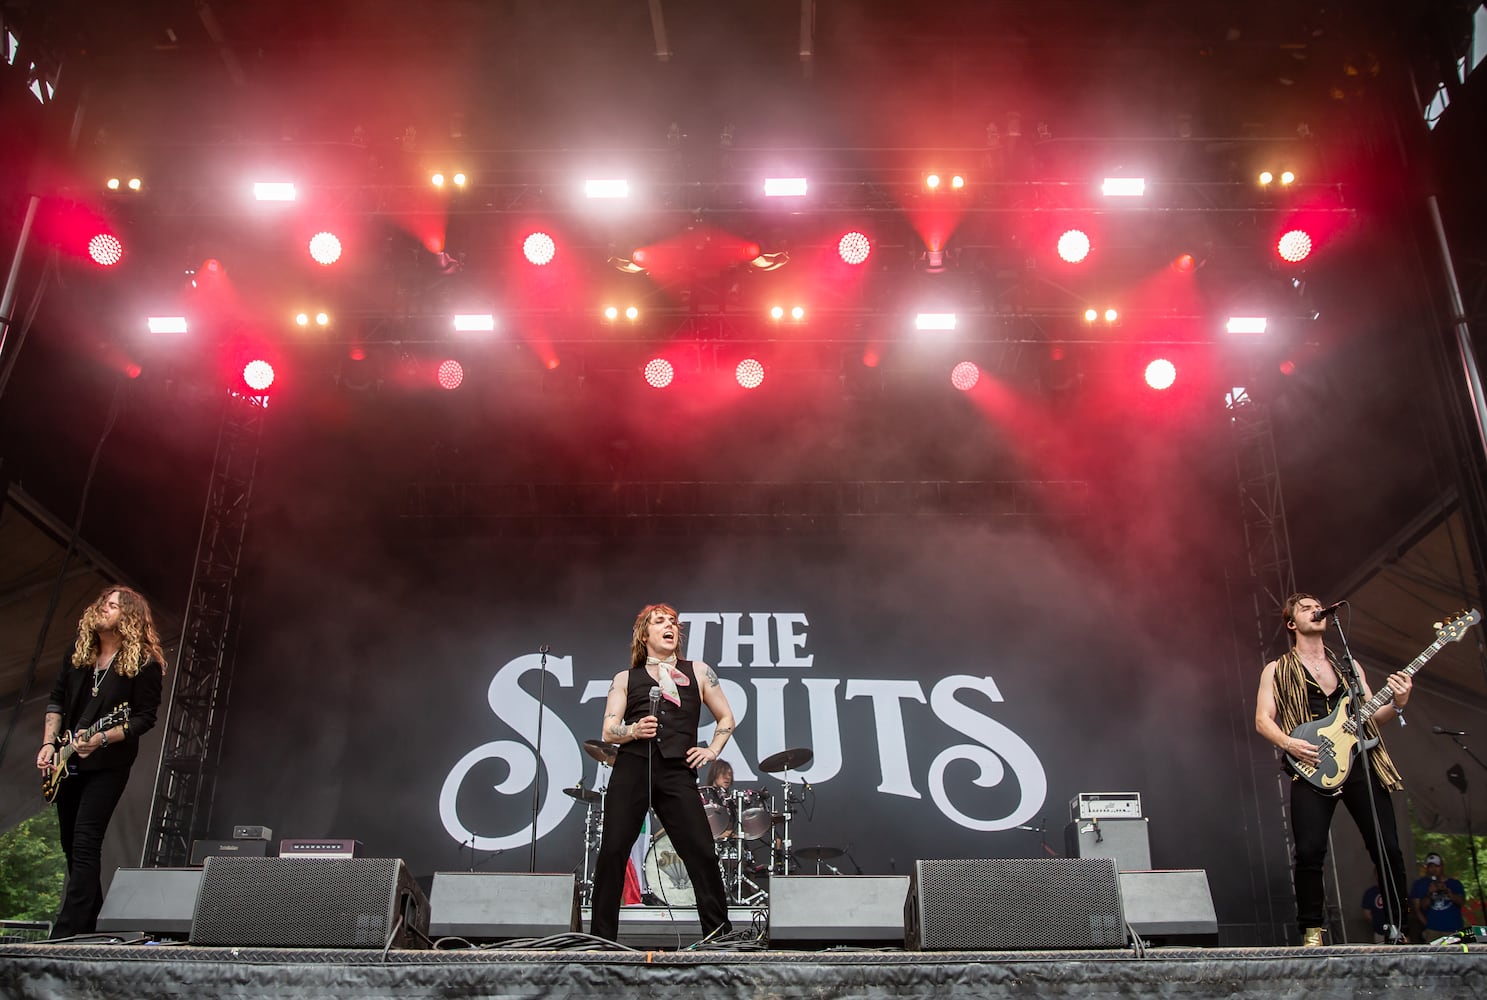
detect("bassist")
[1255,593,1412,947]
[35,586,165,939]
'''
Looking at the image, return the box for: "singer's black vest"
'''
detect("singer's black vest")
[618,659,702,761]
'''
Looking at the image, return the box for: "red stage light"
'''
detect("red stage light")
[523,232,556,266]
[1056,229,1090,264]
[950,361,980,391]
[1277,229,1313,263]
[437,359,464,390]
[644,358,674,388]
[125,363,142,379]
[1173,253,1196,272]
[736,358,765,389]
[88,234,123,267]
[838,231,872,265]
[308,231,342,266]
[1279,359,1296,376]
[1144,359,1176,391]
[242,360,275,391]
[349,346,367,362]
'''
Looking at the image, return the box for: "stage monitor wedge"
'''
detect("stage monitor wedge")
[769,875,910,948]
[908,857,1125,950]
[97,867,202,937]
[428,872,579,941]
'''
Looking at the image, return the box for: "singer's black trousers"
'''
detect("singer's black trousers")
[1291,767,1406,937]
[590,749,731,942]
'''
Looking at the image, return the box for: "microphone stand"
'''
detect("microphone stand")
[1446,740,1487,918]
[466,838,506,872]
[1329,614,1405,942]
[528,645,551,874]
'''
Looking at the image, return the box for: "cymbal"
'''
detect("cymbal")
[758,747,813,773]
[794,846,844,861]
[563,785,603,803]
[582,739,617,765]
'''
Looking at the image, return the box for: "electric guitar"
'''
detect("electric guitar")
[1287,610,1480,795]
[41,703,131,803]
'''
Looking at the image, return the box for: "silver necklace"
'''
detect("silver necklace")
[92,652,117,696]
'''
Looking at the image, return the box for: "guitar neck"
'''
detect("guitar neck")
[1348,638,1445,728]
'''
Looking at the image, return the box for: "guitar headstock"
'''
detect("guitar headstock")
[1436,610,1482,642]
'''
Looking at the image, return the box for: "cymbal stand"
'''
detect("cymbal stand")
[774,771,802,876]
[728,790,768,905]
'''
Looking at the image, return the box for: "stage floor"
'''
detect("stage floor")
[0,940,1483,1000]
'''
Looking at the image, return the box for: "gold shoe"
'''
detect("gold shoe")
[1302,927,1325,947]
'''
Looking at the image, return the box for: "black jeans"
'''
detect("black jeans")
[52,766,131,938]
[590,749,731,942]
[1290,765,1407,937]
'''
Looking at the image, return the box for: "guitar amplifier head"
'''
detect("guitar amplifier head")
[278,838,363,858]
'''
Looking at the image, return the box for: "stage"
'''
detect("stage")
[0,940,1482,1000]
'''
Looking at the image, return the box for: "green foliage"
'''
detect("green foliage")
[1411,821,1487,924]
[0,809,65,923]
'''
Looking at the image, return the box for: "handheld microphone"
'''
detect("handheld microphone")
[1433,725,1469,736]
[1310,601,1347,622]
[648,687,661,735]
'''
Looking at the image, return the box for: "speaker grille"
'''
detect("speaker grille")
[191,856,427,948]
[910,858,1124,950]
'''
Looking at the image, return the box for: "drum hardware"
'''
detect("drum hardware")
[794,845,845,874]
[582,740,618,766]
[759,747,813,885]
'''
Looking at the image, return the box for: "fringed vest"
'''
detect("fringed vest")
[1273,648,1404,792]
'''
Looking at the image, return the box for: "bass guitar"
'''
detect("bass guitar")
[1287,610,1479,795]
[41,703,131,803]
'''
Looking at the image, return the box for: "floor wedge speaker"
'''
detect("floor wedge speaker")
[428,872,579,941]
[97,867,202,937]
[907,857,1125,950]
[769,875,909,947]
[1118,869,1217,945]
[189,856,428,948]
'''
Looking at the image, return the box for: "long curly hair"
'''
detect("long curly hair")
[72,585,167,678]
[630,603,684,668]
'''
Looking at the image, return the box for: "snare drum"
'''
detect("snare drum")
[699,785,734,840]
[734,788,772,839]
[644,830,697,905]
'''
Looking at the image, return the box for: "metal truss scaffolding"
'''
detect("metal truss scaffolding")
[140,391,267,868]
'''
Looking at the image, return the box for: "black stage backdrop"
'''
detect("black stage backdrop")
[213,521,1250,915]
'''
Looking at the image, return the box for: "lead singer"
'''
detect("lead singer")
[590,604,735,943]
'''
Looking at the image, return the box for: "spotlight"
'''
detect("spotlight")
[926,173,942,190]
[1144,358,1176,390]
[127,177,142,191]
[603,306,620,321]
[1083,308,1099,323]
[769,305,785,321]
[242,360,276,391]
[837,231,872,265]
[950,175,965,189]
[88,234,124,267]
[624,306,639,321]
[763,177,808,197]
[736,358,765,389]
[1277,229,1313,263]
[523,232,557,266]
[147,316,188,334]
[1101,177,1145,197]
[1258,171,1274,186]
[950,361,980,391]
[452,172,467,187]
[790,306,805,321]
[584,178,630,199]
[252,181,297,202]
[431,172,446,187]
[308,231,342,266]
[315,311,329,327]
[1280,170,1296,185]
[437,359,464,390]
[1279,359,1297,376]
[1173,253,1196,272]
[106,178,120,191]
[1226,316,1268,334]
[914,313,957,332]
[1104,308,1119,323]
[295,312,309,326]
[644,358,674,388]
[1057,229,1090,264]
[452,314,496,332]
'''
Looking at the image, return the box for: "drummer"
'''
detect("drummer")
[704,759,733,790]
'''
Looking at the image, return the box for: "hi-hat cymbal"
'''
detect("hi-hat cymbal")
[794,846,844,861]
[563,785,603,803]
[758,747,813,773]
[583,739,618,765]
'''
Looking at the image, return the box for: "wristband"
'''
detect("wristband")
[100,731,109,746]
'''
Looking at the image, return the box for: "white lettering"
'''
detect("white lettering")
[719,612,774,667]
[774,613,813,667]
[679,612,719,661]
[845,680,927,798]
[926,674,1046,831]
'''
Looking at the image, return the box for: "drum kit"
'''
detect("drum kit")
[563,741,843,907]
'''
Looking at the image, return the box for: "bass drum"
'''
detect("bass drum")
[644,831,697,905]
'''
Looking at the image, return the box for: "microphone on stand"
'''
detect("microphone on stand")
[1310,601,1347,622]
[1433,726,1469,736]
[648,686,661,735]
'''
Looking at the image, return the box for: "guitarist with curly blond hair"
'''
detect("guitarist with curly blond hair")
[1255,593,1412,947]
[35,586,165,939]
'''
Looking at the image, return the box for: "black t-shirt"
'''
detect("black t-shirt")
[46,652,164,772]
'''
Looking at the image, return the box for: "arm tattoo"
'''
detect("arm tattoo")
[714,726,733,739]
[705,665,720,687]
[604,713,625,740]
